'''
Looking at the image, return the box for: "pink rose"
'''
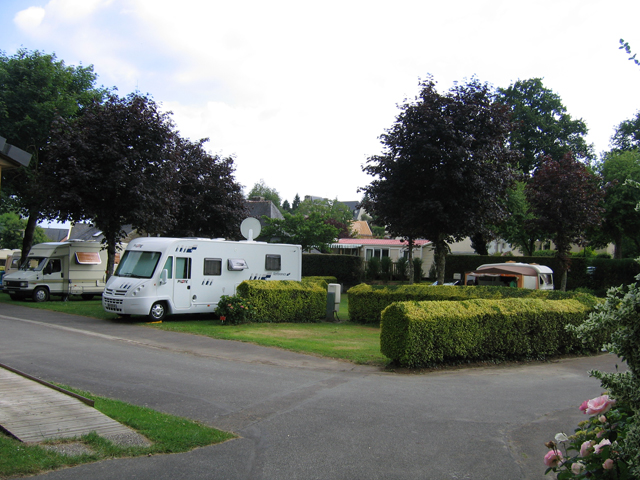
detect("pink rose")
[579,400,589,413]
[585,395,615,415]
[544,450,563,467]
[580,440,594,457]
[594,438,612,454]
[571,462,586,474]
[603,458,615,470]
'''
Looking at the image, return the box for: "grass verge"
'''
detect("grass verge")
[0,385,235,479]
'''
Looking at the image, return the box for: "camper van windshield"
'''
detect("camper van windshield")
[20,257,47,271]
[115,251,162,279]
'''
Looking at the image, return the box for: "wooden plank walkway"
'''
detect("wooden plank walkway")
[0,367,138,443]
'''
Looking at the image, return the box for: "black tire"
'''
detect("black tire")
[148,302,167,321]
[32,287,50,303]
[81,294,95,300]
[9,294,23,301]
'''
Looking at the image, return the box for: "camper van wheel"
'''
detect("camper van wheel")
[32,287,50,303]
[149,302,167,321]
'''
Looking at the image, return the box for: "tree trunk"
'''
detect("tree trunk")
[613,231,623,260]
[407,237,414,285]
[434,235,448,284]
[20,210,39,264]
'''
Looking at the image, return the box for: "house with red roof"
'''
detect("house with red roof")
[329,237,434,278]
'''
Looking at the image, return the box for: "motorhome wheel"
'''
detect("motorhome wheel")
[149,302,167,321]
[32,287,50,302]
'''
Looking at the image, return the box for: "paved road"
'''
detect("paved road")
[0,303,622,480]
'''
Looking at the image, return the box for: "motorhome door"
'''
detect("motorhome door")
[174,257,192,308]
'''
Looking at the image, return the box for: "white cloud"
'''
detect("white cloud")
[13,6,46,30]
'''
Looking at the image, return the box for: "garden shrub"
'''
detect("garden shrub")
[412,257,423,283]
[301,276,337,290]
[236,280,325,323]
[380,256,392,283]
[395,257,408,281]
[302,254,363,286]
[347,283,598,324]
[366,257,381,281]
[380,298,596,368]
[214,295,254,325]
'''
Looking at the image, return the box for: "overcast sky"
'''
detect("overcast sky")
[3,0,640,206]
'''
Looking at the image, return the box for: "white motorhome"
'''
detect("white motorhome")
[102,237,302,321]
[3,241,118,301]
[464,262,554,290]
[3,251,21,277]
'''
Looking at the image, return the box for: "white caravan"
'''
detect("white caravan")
[464,262,554,290]
[102,237,302,321]
[3,241,117,301]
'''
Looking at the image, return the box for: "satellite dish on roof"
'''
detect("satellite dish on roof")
[240,217,262,241]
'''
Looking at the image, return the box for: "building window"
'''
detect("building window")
[265,254,281,271]
[203,258,222,276]
[365,248,389,260]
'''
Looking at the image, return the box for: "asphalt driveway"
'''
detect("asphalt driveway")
[0,303,621,479]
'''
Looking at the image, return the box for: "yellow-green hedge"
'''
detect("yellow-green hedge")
[380,298,602,367]
[301,276,338,290]
[348,283,599,324]
[237,280,325,323]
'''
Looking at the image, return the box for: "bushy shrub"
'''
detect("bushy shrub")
[302,254,362,286]
[366,257,381,281]
[215,295,254,325]
[412,257,423,283]
[237,280,325,323]
[347,283,599,324]
[380,298,596,367]
[380,256,392,283]
[395,257,408,281]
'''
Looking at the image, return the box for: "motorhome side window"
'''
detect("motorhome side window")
[265,254,281,271]
[176,257,192,279]
[203,258,222,276]
[44,259,62,275]
[163,257,173,279]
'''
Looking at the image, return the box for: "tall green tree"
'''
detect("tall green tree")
[497,78,592,174]
[247,179,282,210]
[0,49,104,261]
[493,181,543,256]
[597,150,640,258]
[45,93,179,276]
[0,212,49,249]
[360,76,519,284]
[611,111,640,151]
[261,211,339,252]
[526,153,604,290]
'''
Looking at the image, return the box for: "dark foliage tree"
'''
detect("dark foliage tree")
[261,211,339,252]
[597,150,640,258]
[162,137,246,239]
[45,93,179,276]
[281,199,291,212]
[291,194,301,212]
[360,76,519,283]
[497,78,592,174]
[0,49,103,261]
[526,153,604,290]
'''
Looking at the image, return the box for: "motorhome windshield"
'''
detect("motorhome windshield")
[20,257,47,271]
[115,251,162,279]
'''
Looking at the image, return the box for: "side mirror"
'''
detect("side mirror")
[160,269,168,285]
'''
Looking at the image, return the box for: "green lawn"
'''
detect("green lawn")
[0,292,387,366]
[0,385,234,479]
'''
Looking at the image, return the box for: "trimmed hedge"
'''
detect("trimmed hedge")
[302,254,362,286]
[301,276,338,290]
[380,298,601,368]
[445,255,640,295]
[236,280,325,323]
[347,283,598,324]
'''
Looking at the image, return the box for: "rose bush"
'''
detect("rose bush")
[214,295,254,325]
[544,394,633,479]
